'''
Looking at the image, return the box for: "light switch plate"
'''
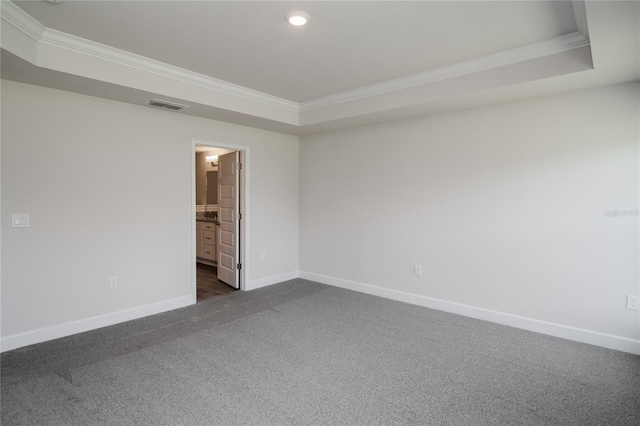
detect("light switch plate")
[12,214,30,228]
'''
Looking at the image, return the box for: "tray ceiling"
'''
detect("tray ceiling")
[12,0,578,102]
[1,1,638,135]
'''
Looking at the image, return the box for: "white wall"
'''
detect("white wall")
[300,82,640,353]
[3,80,638,354]
[1,80,299,350]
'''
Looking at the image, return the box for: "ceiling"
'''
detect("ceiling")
[10,0,579,102]
[1,1,638,135]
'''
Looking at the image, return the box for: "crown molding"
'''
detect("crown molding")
[300,32,590,112]
[0,0,45,41]
[1,0,593,126]
[572,0,590,39]
[0,0,299,113]
[37,27,298,112]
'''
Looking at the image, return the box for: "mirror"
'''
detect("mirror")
[206,171,218,205]
[195,146,234,207]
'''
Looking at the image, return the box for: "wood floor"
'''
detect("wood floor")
[196,263,237,301]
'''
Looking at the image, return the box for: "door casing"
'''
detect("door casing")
[191,138,249,303]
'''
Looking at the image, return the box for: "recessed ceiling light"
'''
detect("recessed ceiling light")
[286,11,309,26]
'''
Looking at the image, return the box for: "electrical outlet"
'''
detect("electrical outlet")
[11,213,30,228]
[414,265,422,276]
[109,276,118,289]
[261,252,268,261]
[627,295,639,311]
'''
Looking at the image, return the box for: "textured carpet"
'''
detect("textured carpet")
[2,279,639,425]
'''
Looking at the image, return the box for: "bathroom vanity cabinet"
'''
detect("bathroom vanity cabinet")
[196,220,217,265]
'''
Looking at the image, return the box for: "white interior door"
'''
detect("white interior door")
[217,151,240,289]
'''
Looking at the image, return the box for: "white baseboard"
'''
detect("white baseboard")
[0,295,193,353]
[245,270,300,291]
[299,271,640,355]
[5,273,637,355]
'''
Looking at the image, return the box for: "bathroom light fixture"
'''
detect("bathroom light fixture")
[286,11,309,26]
[206,155,219,167]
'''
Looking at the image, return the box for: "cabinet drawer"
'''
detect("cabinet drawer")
[203,230,216,245]
[202,222,216,231]
[203,244,216,261]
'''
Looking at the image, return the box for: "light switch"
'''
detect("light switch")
[12,214,30,228]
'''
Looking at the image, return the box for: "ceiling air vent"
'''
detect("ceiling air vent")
[145,98,190,111]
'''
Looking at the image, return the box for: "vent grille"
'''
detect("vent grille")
[145,98,189,111]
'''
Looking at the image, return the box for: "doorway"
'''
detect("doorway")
[192,139,247,303]
[196,263,236,300]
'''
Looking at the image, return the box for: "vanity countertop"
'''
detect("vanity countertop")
[196,214,217,223]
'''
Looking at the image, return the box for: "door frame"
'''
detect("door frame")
[191,138,249,302]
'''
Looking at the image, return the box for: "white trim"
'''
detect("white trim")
[246,270,300,291]
[0,295,193,353]
[191,138,249,292]
[0,1,298,113]
[300,32,590,112]
[572,0,590,40]
[40,28,299,112]
[299,271,640,355]
[190,141,198,305]
[0,0,45,41]
[2,0,591,122]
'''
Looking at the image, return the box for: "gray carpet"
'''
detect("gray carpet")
[2,279,639,425]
